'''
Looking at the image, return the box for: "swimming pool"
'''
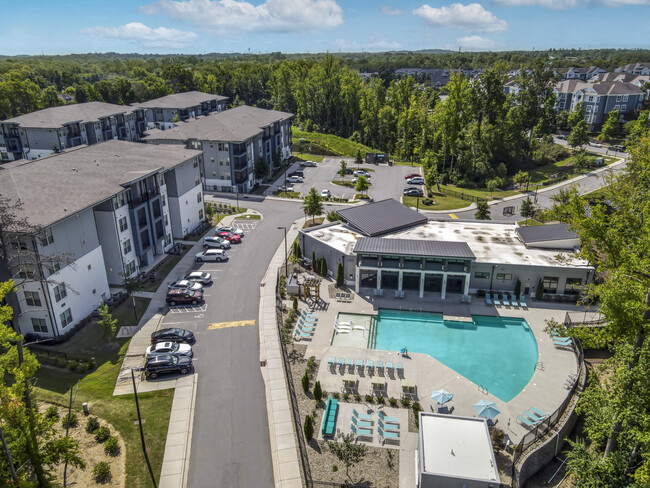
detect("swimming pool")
[374,310,538,402]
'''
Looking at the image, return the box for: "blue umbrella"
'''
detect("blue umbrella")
[473,400,500,419]
[431,389,454,405]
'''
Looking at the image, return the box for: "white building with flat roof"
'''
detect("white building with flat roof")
[418,413,500,488]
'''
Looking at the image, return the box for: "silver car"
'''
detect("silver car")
[203,236,231,249]
[145,341,193,358]
[168,280,203,292]
[184,271,212,285]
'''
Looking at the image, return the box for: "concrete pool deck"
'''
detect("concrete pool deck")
[296,283,582,444]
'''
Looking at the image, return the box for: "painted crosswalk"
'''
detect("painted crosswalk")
[232,221,259,231]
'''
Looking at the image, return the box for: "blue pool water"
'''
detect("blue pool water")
[374,310,538,402]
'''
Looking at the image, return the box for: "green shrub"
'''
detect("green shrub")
[68,360,79,371]
[86,417,100,433]
[332,392,340,400]
[388,397,398,407]
[88,359,97,370]
[342,392,350,401]
[376,396,385,405]
[301,372,310,393]
[535,278,544,300]
[332,465,339,472]
[400,398,411,408]
[92,461,111,483]
[354,394,361,402]
[56,358,68,368]
[304,414,314,440]
[61,412,78,429]
[292,297,298,311]
[313,381,323,402]
[94,426,111,443]
[104,436,120,456]
[306,356,317,375]
[45,405,59,420]
[365,394,374,404]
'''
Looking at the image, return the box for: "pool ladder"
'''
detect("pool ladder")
[478,384,489,395]
[535,361,545,371]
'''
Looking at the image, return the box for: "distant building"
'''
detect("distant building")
[365,152,390,165]
[615,63,650,76]
[143,105,293,193]
[563,66,606,81]
[132,91,229,130]
[0,102,146,162]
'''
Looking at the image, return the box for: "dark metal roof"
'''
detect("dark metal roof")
[353,237,476,259]
[336,199,428,236]
[516,223,577,244]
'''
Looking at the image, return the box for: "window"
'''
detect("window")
[199,209,204,220]
[50,262,61,274]
[474,272,490,279]
[585,105,592,111]
[616,95,622,102]
[623,95,628,102]
[31,318,48,333]
[41,228,54,246]
[564,278,583,295]
[588,96,593,101]
[60,308,73,328]
[542,276,559,294]
[496,273,512,281]
[53,284,67,302]
[118,216,128,232]
[18,269,35,279]
[614,105,620,110]
[123,239,132,254]
[621,105,627,112]
[24,291,41,307]
[125,260,136,276]
[197,193,202,203]
[210,157,215,162]
[87,264,92,270]
[12,237,28,251]
[195,177,201,187]
[193,159,199,168]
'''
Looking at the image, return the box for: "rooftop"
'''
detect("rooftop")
[3,101,135,128]
[353,237,475,259]
[516,223,577,245]
[0,140,201,228]
[419,413,500,483]
[336,198,428,237]
[142,105,293,143]
[133,91,228,109]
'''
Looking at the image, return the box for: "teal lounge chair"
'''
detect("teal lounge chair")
[352,416,373,429]
[297,321,316,332]
[378,418,399,432]
[554,337,573,345]
[378,410,399,424]
[378,426,399,442]
[493,293,501,306]
[511,294,519,307]
[346,358,354,371]
[519,295,528,308]
[294,329,313,339]
[386,361,393,373]
[396,363,403,376]
[351,423,372,438]
[524,410,545,423]
[352,408,373,421]
[376,360,383,373]
[486,292,493,305]
[356,359,364,371]
[337,358,345,369]
[301,310,317,319]
[328,357,335,369]
[517,415,538,428]
[530,406,550,418]
[502,294,510,306]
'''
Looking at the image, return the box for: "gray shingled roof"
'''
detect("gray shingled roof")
[3,102,135,128]
[353,237,475,259]
[336,199,428,237]
[516,223,577,244]
[142,105,293,143]
[0,140,201,228]
[133,91,228,109]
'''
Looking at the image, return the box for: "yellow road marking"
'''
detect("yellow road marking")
[208,319,256,330]
[449,213,459,219]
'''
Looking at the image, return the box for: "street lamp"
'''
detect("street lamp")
[235,192,240,213]
[278,226,288,278]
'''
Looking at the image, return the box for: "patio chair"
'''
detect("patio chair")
[346,358,354,371]
[352,415,373,429]
[399,290,405,298]
[301,310,317,319]
[378,426,399,444]
[530,406,550,418]
[396,362,403,376]
[335,292,342,302]
[523,410,545,423]
[517,415,539,428]
[337,358,345,370]
[372,288,378,296]
[328,357,335,370]
[345,292,351,302]
[511,294,519,307]
[394,290,400,298]
[378,410,399,424]
[386,362,393,374]
[553,337,573,346]
[378,418,399,432]
[502,294,510,306]
[299,315,317,325]
[352,408,373,421]
[493,293,501,306]
[366,360,374,375]
[376,360,383,375]
[294,329,313,340]
[485,292,493,305]
[351,424,373,439]
[297,321,316,332]
[356,359,364,372]
[519,295,528,308]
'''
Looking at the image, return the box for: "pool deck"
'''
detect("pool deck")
[297,284,582,447]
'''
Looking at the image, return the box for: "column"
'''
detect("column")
[463,273,470,296]
[377,269,382,292]
[398,271,403,292]
[355,267,360,294]
[441,273,448,300]
[419,272,425,298]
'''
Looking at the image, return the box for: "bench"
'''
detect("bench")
[321,396,339,436]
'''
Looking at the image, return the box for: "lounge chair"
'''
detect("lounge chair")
[297,321,316,332]
[396,362,403,376]
[553,337,573,346]
[523,410,545,423]
[511,294,519,307]
[519,295,528,308]
[351,416,373,429]
[351,424,373,439]
[294,329,313,340]
[346,358,354,371]
[502,294,510,306]
[376,361,383,374]
[530,406,550,418]
[299,316,317,325]
[337,358,345,370]
[352,408,373,421]
[356,359,364,372]
[378,410,399,424]
[378,426,399,443]
[517,415,538,428]
[386,362,393,374]
[301,310,317,319]
[366,360,374,374]
[493,293,501,306]
[378,418,399,432]
[328,357,335,369]
[486,292,493,305]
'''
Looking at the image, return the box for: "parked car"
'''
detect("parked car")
[404,172,421,180]
[144,354,193,379]
[203,236,231,249]
[286,176,303,183]
[195,249,229,262]
[353,170,371,178]
[345,168,354,174]
[183,271,212,285]
[406,177,425,185]
[151,327,196,345]
[218,231,242,243]
[321,189,331,198]
[403,187,424,197]
[166,288,203,306]
[556,134,566,140]
[216,225,245,236]
[288,170,304,178]
[167,280,203,292]
[589,141,602,148]
[300,160,317,167]
[610,144,625,152]
[146,341,193,358]
[277,184,295,192]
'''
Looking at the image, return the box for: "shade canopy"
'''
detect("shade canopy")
[431,389,454,404]
[473,400,500,419]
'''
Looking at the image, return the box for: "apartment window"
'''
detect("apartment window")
[24,291,41,307]
[41,228,54,246]
[588,96,593,101]
[60,308,73,328]
[474,272,490,279]
[87,264,92,270]
[623,95,628,102]
[118,216,128,232]
[12,237,28,251]
[496,273,512,281]
[50,262,61,274]
[195,177,201,186]
[621,105,627,112]
[212,171,217,177]
[125,260,136,276]
[18,269,35,279]
[197,193,202,203]
[616,95,622,102]
[209,144,214,148]
[542,276,559,294]
[586,105,592,111]
[211,157,215,162]
[53,284,67,302]
[564,278,583,295]
[165,215,169,227]
[615,105,620,110]
[199,209,204,220]
[193,159,199,168]
[164,234,172,247]
[31,318,48,333]
[123,239,132,254]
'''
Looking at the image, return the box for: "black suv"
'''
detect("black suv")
[151,327,196,345]
[289,170,304,178]
[144,354,193,379]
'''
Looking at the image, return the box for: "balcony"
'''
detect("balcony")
[129,189,159,208]
[381,259,400,269]
[359,257,379,268]
[403,259,423,270]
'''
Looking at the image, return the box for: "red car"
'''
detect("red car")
[218,231,242,243]
[404,173,421,179]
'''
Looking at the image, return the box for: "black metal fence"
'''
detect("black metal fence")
[564,311,607,328]
[438,186,487,203]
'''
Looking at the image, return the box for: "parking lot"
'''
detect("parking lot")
[280,157,423,201]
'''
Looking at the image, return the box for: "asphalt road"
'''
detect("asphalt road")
[163,198,303,488]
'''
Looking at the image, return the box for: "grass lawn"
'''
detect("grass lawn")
[274,191,301,199]
[439,184,520,201]
[292,130,379,157]
[528,152,617,185]
[582,185,611,199]
[393,161,423,167]
[403,193,471,211]
[141,252,186,292]
[293,153,324,163]
[518,219,546,226]
[233,213,261,220]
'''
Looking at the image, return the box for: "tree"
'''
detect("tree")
[326,210,340,222]
[336,262,344,287]
[338,160,348,182]
[355,149,363,168]
[474,200,491,220]
[567,105,590,151]
[97,303,117,344]
[292,240,302,259]
[599,110,620,142]
[311,251,316,269]
[254,156,270,182]
[354,175,370,195]
[520,197,536,224]
[327,432,368,481]
[513,170,529,190]
[313,381,323,402]
[303,187,324,224]
[303,415,314,440]
[320,257,328,277]
[273,148,283,171]
[573,149,591,170]
[41,86,63,108]
[424,165,440,193]
[486,178,499,196]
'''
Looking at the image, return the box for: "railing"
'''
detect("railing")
[564,311,607,328]
[438,186,488,203]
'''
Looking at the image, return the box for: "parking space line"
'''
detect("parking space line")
[208,319,256,330]
[449,214,459,219]
[170,304,208,313]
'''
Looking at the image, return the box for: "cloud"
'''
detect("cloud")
[380,5,402,15]
[331,37,403,52]
[412,3,507,33]
[140,0,344,34]
[81,22,198,48]
[492,0,578,8]
[594,0,650,5]
[456,35,498,50]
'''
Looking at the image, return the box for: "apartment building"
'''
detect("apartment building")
[563,66,606,81]
[0,101,146,162]
[132,91,229,130]
[615,63,650,75]
[0,140,203,338]
[142,105,293,193]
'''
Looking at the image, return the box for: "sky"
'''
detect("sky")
[1,0,649,55]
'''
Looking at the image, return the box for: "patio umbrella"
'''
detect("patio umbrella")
[473,400,500,419]
[431,389,454,405]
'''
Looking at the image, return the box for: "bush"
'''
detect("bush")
[376,396,385,405]
[388,397,398,407]
[422,198,433,206]
[304,414,314,440]
[94,426,111,443]
[400,398,411,408]
[68,360,79,371]
[491,428,505,454]
[301,372,310,393]
[92,461,111,483]
[86,416,100,433]
[365,394,374,404]
[306,356,317,376]
[332,392,340,400]
[354,394,361,402]
[88,359,97,370]
[313,381,323,403]
[104,436,120,456]
[61,412,78,429]
[332,465,339,472]
[342,392,350,401]
[292,297,298,311]
[56,358,68,368]
[45,405,59,420]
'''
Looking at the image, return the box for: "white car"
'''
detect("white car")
[184,271,212,285]
[216,226,245,237]
[145,341,193,358]
[353,170,371,178]
[321,189,331,198]
[195,249,228,262]
[203,236,231,249]
[406,177,425,185]
[302,160,317,167]
[167,280,203,292]
[278,184,295,192]
[589,141,603,148]
[286,176,304,183]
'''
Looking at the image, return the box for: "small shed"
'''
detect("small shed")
[365,152,391,165]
